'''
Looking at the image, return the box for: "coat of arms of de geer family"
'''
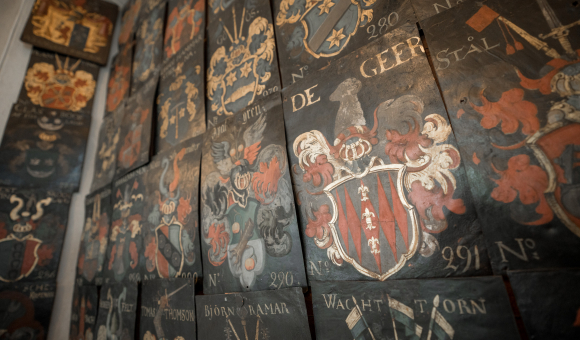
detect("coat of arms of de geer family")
[293,78,465,280]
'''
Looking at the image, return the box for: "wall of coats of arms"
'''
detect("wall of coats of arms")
[0,0,578,339]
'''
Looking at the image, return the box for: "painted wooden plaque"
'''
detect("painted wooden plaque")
[0,280,56,340]
[508,269,580,340]
[18,48,99,115]
[411,0,463,22]
[132,1,165,94]
[163,0,205,61]
[156,38,206,153]
[95,282,138,340]
[142,137,203,281]
[0,104,90,192]
[106,47,133,116]
[205,0,282,127]
[208,0,235,15]
[69,284,99,340]
[282,24,490,282]
[311,277,520,340]
[272,0,416,88]
[140,278,196,340]
[119,0,143,47]
[20,0,118,65]
[0,187,70,283]
[422,0,580,272]
[141,0,168,20]
[200,94,307,293]
[196,287,311,340]
[103,166,148,285]
[116,75,158,178]
[76,186,112,286]
[91,104,125,192]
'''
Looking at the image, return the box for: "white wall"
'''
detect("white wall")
[0,0,128,339]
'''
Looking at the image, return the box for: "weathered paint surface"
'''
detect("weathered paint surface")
[422,0,580,272]
[283,24,490,282]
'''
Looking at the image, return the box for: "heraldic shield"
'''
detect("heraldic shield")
[526,108,580,237]
[324,159,419,280]
[155,219,185,278]
[0,236,41,282]
[225,198,266,288]
[221,57,259,115]
[300,0,362,58]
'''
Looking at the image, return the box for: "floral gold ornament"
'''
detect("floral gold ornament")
[24,54,96,112]
[207,7,277,118]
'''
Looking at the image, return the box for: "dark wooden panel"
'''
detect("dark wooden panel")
[116,75,157,178]
[20,0,118,65]
[17,48,100,115]
[422,0,580,272]
[140,278,196,339]
[69,284,99,340]
[207,0,235,17]
[95,282,138,340]
[200,94,307,294]
[0,104,90,192]
[205,0,282,127]
[104,167,148,285]
[106,46,133,116]
[273,0,416,87]
[196,287,312,340]
[163,0,205,62]
[411,0,464,22]
[156,38,206,153]
[132,1,165,94]
[508,269,580,340]
[91,105,125,192]
[76,187,112,286]
[141,0,168,21]
[282,24,490,282]
[311,277,520,339]
[0,280,56,340]
[0,187,70,283]
[118,0,143,47]
[142,136,203,281]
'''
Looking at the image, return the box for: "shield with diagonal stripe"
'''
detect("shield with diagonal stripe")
[155,221,185,278]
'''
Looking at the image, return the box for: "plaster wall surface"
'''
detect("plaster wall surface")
[0,1,129,339]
